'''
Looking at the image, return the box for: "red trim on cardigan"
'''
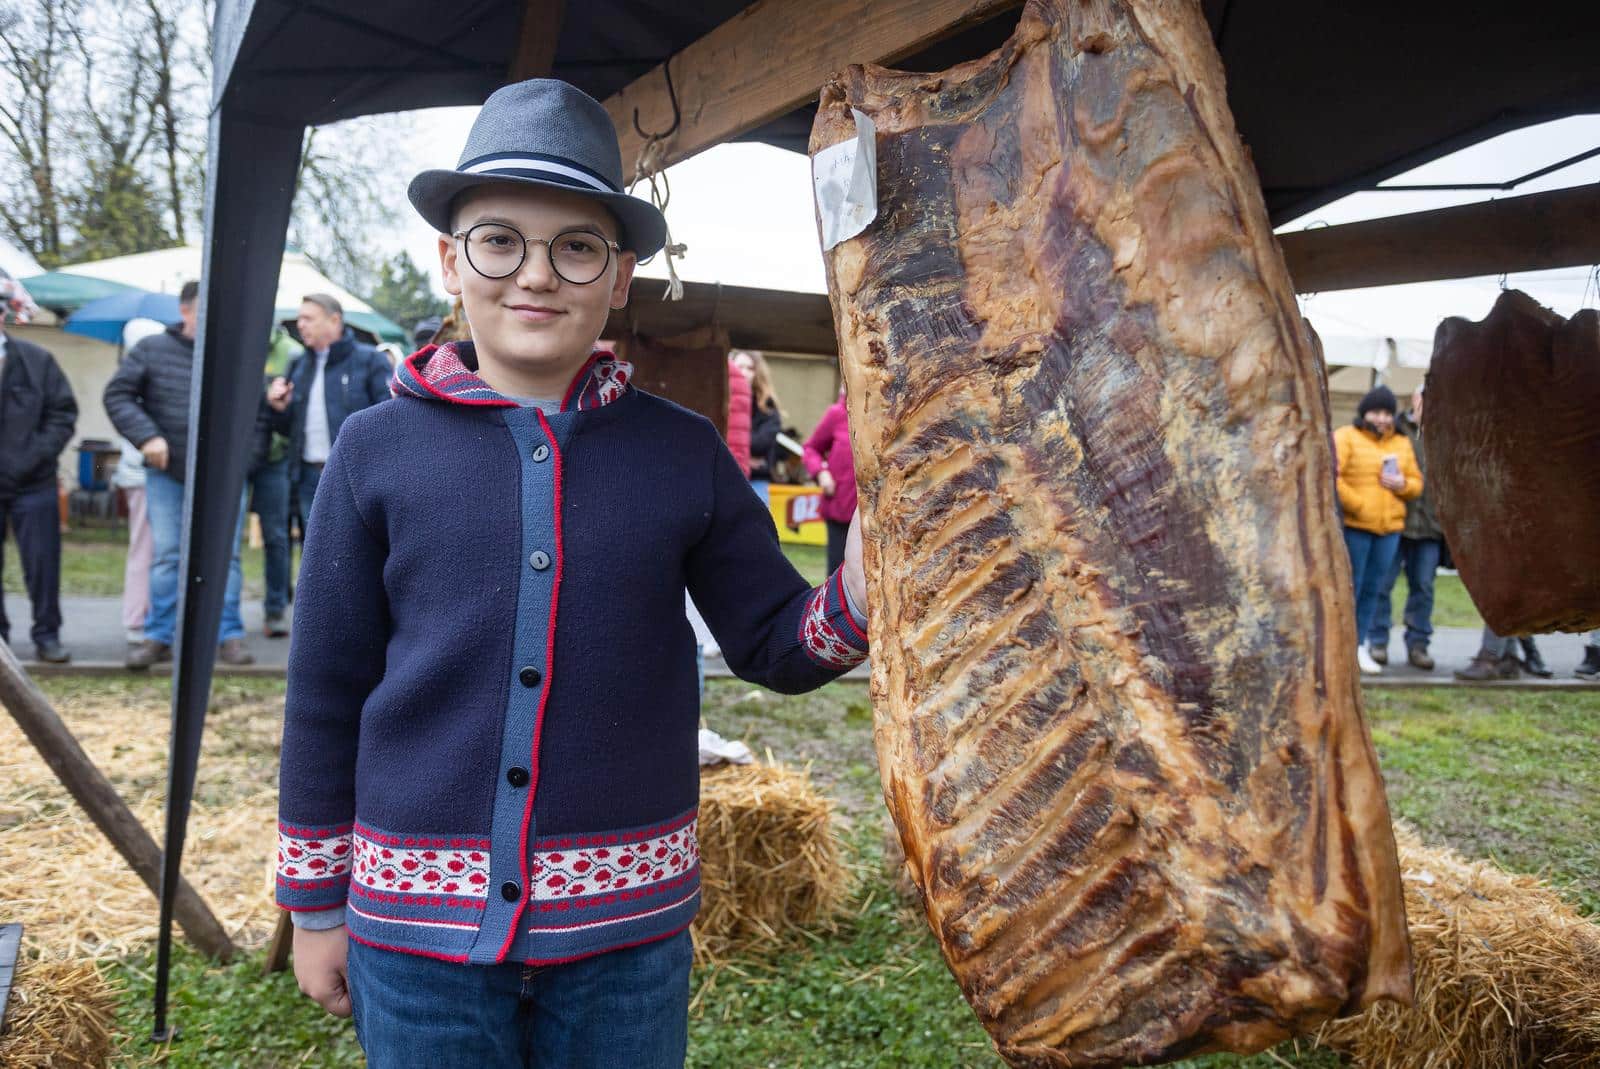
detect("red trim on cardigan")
[560,353,600,411]
[497,410,567,962]
[516,919,694,968]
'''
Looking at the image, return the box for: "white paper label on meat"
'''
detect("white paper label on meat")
[813,108,877,251]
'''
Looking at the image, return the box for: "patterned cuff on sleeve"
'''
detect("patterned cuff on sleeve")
[276,821,355,911]
[799,568,870,670]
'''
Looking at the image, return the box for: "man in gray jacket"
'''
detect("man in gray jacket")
[103,281,254,669]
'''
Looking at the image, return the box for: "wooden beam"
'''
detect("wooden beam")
[507,0,567,82]
[0,643,236,962]
[608,279,837,355]
[605,0,1021,174]
[1280,184,1600,292]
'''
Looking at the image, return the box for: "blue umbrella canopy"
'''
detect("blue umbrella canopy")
[65,290,182,342]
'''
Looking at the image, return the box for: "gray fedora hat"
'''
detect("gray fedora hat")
[408,79,667,258]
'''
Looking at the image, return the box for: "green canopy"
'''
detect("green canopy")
[20,272,140,314]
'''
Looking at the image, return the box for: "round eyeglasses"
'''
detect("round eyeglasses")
[453,222,620,285]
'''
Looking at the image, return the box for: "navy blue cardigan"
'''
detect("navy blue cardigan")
[277,345,867,965]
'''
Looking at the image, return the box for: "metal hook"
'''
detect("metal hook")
[633,57,681,141]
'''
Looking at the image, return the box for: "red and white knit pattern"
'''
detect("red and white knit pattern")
[277,828,353,883]
[800,583,866,669]
[592,357,630,406]
[351,834,492,898]
[532,820,698,900]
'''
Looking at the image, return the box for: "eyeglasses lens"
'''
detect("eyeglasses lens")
[464,224,611,285]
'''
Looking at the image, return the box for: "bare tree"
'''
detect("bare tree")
[0,0,81,264]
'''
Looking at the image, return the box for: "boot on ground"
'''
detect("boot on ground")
[1518,636,1552,678]
[1454,649,1520,682]
[218,638,255,666]
[1577,645,1600,681]
[126,640,172,671]
[1406,644,1434,671]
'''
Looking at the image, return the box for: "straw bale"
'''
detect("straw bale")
[0,688,284,959]
[0,958,117,1068]
[1319,824,1600,1068]
[693,761,849,962]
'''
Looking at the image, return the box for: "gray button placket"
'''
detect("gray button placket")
[467,408,563,963]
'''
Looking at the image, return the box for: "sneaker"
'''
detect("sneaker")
[1454,649,1520,682]
[1576,645,1600,681]
[1518,637,1552,678]
[35,640,71,664]
[1367,643,1388,666]
[1357,646,1383,675]
[126,639,172,671]
[264,613,289,638]
[1406,644,1435,671]
[218,638,256,666]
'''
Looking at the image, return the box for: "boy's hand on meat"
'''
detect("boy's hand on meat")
[843,509,867,617]
[293,925,352,1017]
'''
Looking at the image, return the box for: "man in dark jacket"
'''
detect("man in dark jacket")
[0,327,77,662]
[279,294,391,523]
[103,281,254,669]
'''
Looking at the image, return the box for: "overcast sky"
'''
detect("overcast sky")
[389,109,1600,344]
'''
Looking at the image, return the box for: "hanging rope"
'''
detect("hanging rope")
[630,59,688,301]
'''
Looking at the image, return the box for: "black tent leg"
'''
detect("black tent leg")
[152,102,304,1042]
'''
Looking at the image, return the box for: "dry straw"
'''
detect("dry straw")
[0,688,283,1066]
[1319,824,1600,1068]
[0,959,118,1068]
[692,760,849,963]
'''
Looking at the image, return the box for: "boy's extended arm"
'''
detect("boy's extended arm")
[277,441,389,916]
[686,438,868,694]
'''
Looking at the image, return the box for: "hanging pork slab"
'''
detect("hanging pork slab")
[811,0,1411,1064]
[1426,290,1600,635]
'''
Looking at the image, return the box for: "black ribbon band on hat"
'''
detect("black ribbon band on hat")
[460,150,619,193]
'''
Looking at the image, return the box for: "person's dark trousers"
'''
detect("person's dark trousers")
[249,458,291,618]
[825,518,849,576]
[294,463,323,537]
[1368,536,1442,652]
[0,483,64,648]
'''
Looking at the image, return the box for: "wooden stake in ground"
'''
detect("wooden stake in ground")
[0,643,236,961]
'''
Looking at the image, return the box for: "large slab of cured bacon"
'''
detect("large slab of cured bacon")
[1426,290,1600,635]
[811,0,1412,1063]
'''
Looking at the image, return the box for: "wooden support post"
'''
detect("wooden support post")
[1281,184,1600,292]
[0,643,236,962]
[508,0,567,82]
[605,0,1022,172]
[264,912,294,975]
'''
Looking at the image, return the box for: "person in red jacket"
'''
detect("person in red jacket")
[803,389,857,574]
[726,355,752,476]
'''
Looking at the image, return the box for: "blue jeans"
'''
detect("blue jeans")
[347,932,692,1069]
[144,469,247,646]
[249,458,291,617]
[1342,527,1400,648]
[1368,536,1441,651]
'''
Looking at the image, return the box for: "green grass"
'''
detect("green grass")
[781,542,830,586]
[1365,687,1600,915]
[24,675,1592,1068]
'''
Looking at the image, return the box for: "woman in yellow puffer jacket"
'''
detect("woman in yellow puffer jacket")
[1333,386,1422,675]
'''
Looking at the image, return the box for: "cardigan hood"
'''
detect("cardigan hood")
[392,342,633,412]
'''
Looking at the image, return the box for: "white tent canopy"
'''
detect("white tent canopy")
[54,244,381,319]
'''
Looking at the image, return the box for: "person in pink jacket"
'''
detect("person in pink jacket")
[726,356,752,476]
[803,390,857,573]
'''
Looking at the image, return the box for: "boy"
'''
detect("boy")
[278,79,869,1067]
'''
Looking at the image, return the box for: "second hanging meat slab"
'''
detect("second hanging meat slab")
[811,0,1412,1064]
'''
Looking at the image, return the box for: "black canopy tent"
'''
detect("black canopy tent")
[159,0,1600,1037]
